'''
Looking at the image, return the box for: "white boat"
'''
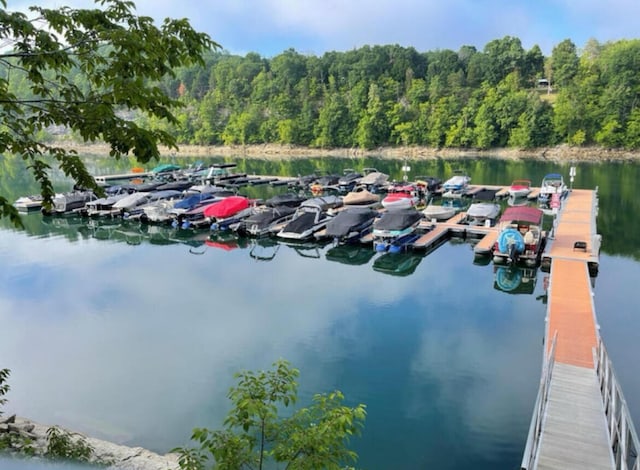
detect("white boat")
[381,184,424,210]
[507,179,532,198]
[442,173,470,198]
[538,173,568,203]
[422,203,456,221]
[465,203,500,226]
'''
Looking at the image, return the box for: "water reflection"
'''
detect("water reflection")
[493,266,538,295]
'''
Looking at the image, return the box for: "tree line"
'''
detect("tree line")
[133,37,640,151]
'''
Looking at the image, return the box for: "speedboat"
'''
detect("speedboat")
[324,206,378,244]
[277,195,343,241]
[337,169,363,193]
[235,205,297,237]
[372,207,423,253]
[465,202,500,226]
[492,206,545,266]
[357,168,389,191]
[381,184,424,210]
[342,187,381,208]
[422,203,456,221]
[265,193,306,208]
[204,196,255,231]
[123,190,183,220]
[507,179,532,198]
[538,173,568,203]
[44,190,97,216]
[442,172,470,197]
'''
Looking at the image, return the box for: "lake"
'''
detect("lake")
[1,155,639,470]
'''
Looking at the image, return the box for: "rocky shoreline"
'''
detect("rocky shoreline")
[56,142,640,163]
[1,415,179,470]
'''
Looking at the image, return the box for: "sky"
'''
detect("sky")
[9,0,640,58]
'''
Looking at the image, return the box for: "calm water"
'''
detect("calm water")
[1,155,639,470]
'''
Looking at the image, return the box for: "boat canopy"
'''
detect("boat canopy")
[498,206,543,225]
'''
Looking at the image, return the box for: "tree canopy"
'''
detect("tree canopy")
[0,0,217,225]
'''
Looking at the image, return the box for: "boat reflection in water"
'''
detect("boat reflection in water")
[493,265,538,295]
[372,251,425,277]
[325,244,376,266]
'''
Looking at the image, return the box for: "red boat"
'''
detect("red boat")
[203,196,255,231]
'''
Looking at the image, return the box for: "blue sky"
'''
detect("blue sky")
[10,0,640,57]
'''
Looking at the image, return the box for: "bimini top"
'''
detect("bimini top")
[498,206,543,225]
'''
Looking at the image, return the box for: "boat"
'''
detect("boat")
[14,194,45,212]
[492,206,545,266]
[265,193,306,208]
[381,183,424,210]
[465,202,501,226]
[234,205,297,237]
[372,207,423,253]
[44,190,97,215]
[204,196,255,231]
[277,195,342,241]
[507,179,532,199]
[493,265,537,295]
[123,190,183,220]
[357,168,389,190]
[442,171,470,197]
[414,176,442,193]
[324,206,378,244]
[337,169,363,193]
[422,202,456,221]
[342,187,381,208]
[83,185,137,217]
[538,173,568,203]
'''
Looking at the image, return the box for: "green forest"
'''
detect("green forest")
[5,35,640,151]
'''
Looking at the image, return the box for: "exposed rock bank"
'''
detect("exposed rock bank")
[1,415,179,470]
[57,142,640,163]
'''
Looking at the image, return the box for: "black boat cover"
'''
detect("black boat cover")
[281,211,317,234]
[242,206,296,227]
[266,193,306,208]
[373,208,422,230]
[325,207,378,237]
[473,188,499,201]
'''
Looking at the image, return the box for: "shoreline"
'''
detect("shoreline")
[55,142,640,163]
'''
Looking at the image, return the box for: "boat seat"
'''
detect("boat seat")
[573,241,588,252]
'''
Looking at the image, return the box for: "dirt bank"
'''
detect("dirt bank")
[59,142,640,163]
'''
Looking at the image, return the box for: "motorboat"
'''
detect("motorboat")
[507,179,532,199]
[414,176,442,194]
[123,190,183,220]
[337,169,363,193]
[442,172,470,197]
[44,190,97,216]
[492,206,545,266]
[324,206,378,244]
[277,195,343,241]
[357,168,389,191]
[109,192,153,217]
[204,196,255,231]
[83,185,137,217]
[538,173,568,203]
[14,194,44,212]
[465,202,500,226]
[234,205,297,237]
[381,183,424,210]
[342,187,381,208]
[265,193,306,208]
[422,203,456,221]
[422,198,465,221]
[372,207,423,253]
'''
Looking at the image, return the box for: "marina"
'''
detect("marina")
[3,157,639,470]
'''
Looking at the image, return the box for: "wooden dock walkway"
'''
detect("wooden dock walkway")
[523,188,615,469]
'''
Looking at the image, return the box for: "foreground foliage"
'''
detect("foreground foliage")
[0,0,216,225]
[174,360,367,470]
